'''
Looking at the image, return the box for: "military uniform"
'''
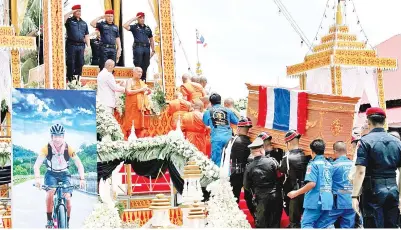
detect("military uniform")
[356,127,401,228]
[244,138,282,228]
[65,14,89,82]
[316,155,356,228]
[130,22,153,82]
[90,37,101,65]
[203,103,238,166]
[96,21,120,70]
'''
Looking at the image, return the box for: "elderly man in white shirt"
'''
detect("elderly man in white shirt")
[97,59,125,113]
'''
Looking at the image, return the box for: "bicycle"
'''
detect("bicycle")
[33,182,80,229]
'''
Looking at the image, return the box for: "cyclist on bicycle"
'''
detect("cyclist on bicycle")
[33,124,86,228]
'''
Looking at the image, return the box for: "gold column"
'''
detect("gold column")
[377,68,388,129]
[113,0,120,27]
[125,165,132,196]
[104,0,112,11]
[330,67,336,94]
[335,66,342,95]
[336,2,343,25]
[43,0,50,88]
[153,0,162,74]
[10,0,21,87]
[299,73,306,90]
[51,0,65,89]
[159,0,175,100]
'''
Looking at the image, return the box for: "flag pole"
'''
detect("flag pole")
[196,29,199,64]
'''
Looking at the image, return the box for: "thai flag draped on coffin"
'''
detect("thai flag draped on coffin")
[257,86,308,134]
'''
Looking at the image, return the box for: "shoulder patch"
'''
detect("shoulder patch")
[306,165,312,174]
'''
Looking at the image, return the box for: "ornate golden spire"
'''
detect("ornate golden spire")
[336,0,343,25]
[196,62,202,76]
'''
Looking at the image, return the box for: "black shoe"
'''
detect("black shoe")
[46,220,54,228]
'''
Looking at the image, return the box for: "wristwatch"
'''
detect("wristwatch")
[351,196,359,199]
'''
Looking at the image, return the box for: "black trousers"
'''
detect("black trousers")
[133,46,150,82]
[244,189,256,218]
[99,46,116,70]
[66,44,85,82]
[255,191,283,228]
[230,173,243,204]
[288,194,304,228]
[362,178,399,228]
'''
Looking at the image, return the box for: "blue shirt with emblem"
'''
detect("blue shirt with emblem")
[96,21,120,45]
[332,155,354,209]
[130,23,153,44]
[303,155,334,210]
[202,104,238,139]
[65,17,89,43]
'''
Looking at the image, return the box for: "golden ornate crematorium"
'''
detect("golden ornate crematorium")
[286,1,397,129]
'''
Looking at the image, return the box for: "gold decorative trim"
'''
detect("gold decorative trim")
[82,66,133,78]
[0,27,14,36]
[329,25,349,34]
[0,35,36,49]
[51,0,65,89]
[331,119,343,136]
[11,50,21,87]
[304,49,376,62]
[334,55,397,69]
[159,0,175,101]
[335,66,342,95]
[43,0,50,88]
[287,56,331,76]
[113,0,120,28]
[299,73,306,90]
[321,33,357,43]
[377,68,388,130]
[330,66,336,94]
[313,41,366,53]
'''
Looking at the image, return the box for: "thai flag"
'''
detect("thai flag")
[257,86,308,134]
[197,35,207,47]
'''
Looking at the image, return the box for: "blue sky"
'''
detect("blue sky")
[12,88,96,153]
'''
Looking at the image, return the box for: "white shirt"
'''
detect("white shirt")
[97,69,125,108]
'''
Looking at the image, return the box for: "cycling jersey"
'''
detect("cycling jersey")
[40,143,76,172]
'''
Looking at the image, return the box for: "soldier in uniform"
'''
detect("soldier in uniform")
[64,5,90,83]
[257,132,284,163]
[203,93,238,166]
[316,141,356,228]
[279,130,311,228]
[244,137,282,228]
[287,139,334,228]
[352,107,401,228]
[90,29,101,65]
[123,12,155,82]
[222,117,252,204]
[91,10,122,70]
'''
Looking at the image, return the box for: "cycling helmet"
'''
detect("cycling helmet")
[50,124,65,135]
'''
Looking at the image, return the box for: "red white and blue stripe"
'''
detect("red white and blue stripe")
[257,86,308,134]
[196,31,207,47]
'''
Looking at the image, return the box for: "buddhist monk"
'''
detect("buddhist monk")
[122,67,152,139]
[181,100,210,155]
[180,74,206,103]
[224,98,241,136]
[167,92,191,130]
[191,75,201,83]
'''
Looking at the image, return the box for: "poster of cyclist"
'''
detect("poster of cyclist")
[11,88,97,229]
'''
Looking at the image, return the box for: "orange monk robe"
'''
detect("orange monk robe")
[180,82,205,103]
[122,80,151,139]
[167,99,191,130]
[181,111,209,155]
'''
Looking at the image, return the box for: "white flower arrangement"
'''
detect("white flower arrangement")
[96,102,124,141]
[0,142,11,167]
[206,174,251,228]
[83,202,122,229]
[115,93,125,117]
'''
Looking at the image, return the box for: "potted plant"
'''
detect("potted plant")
[0,99,8,124]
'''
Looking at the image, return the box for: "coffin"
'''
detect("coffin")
[246,83,360,157]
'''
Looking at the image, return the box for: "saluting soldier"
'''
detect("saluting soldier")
[91,10,122,70]
[123,12,155,82]
[64,4,90,83]
[352,107,401,228]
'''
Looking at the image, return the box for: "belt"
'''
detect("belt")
[134,42,150,47]
[337,189,352,194]
[102,44,116,48]
[67,41,85,46]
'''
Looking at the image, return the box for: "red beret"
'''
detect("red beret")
[366,107,386,118]
[72,5,81,10]
[136,12,145,18]
[105,10,114,15]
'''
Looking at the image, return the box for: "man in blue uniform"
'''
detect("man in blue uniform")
[123,12,155,82]
[90,29,101,65]
[91,10,122,70]
[203,93,238,166]
[352,107,401,228]
[316,141,356,228]
[287,139,333,228]
[64,5,90,83]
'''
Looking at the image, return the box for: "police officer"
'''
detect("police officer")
[123,12,155,82]
[279,130,311,228]
[64,5,90,83]
[244,137,282,228]
[258,132,284,164]
[287,139,333,228]
[316,141,356,228]
[90,29,101,65]
[223,117,252,204]
[352,107,401,228]
[91,10,122,70]
[202,93,238,166]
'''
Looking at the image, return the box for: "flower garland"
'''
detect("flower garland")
[83,202,122,229]
[115,93,126,116]
[206,174,251,228]
[96,103,124,141]
[0,142,11,167]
